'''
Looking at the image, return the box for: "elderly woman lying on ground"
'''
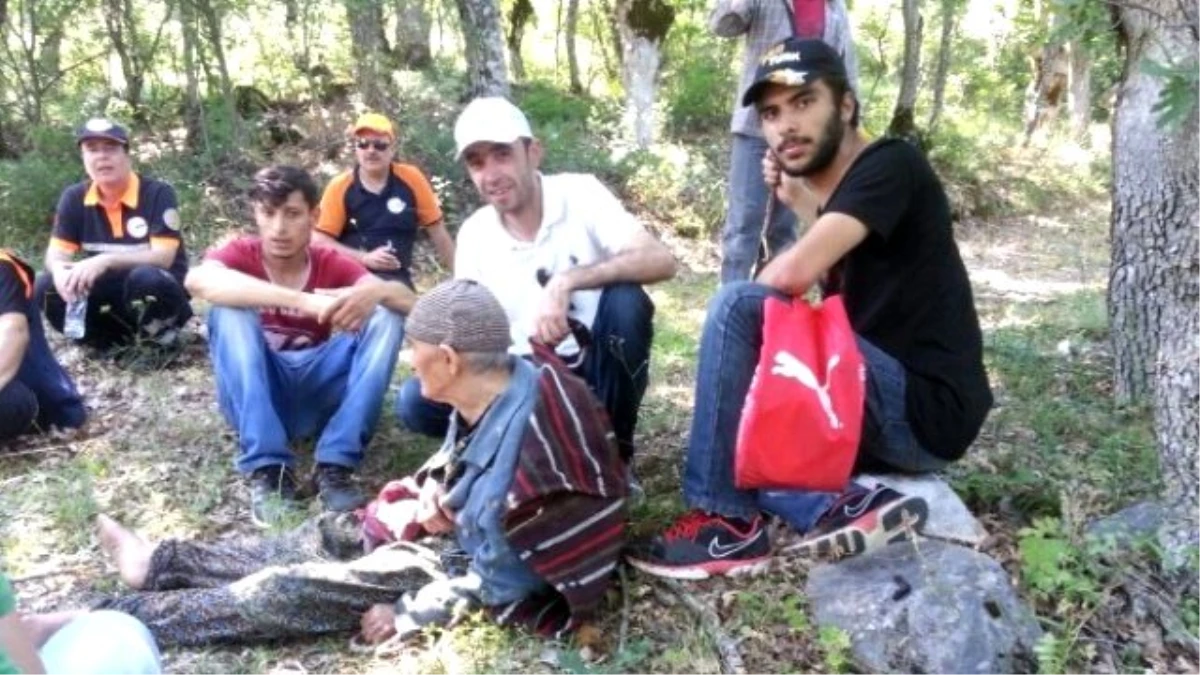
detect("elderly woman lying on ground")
[92,280,628,646]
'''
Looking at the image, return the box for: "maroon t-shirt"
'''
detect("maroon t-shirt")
[206,237,369,351]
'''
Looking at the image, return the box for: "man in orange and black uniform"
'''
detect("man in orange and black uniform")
[0,250,85,442]
[314,113,455,289]
[34,118,192,349]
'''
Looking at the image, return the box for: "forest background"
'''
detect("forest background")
[0,0,1196,671]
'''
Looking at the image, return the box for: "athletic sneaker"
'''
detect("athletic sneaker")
[784,485,928,561]
[625,510,771,579]
[249,464,302,528]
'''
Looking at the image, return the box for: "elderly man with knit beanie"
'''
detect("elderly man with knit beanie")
[89,280,628,648]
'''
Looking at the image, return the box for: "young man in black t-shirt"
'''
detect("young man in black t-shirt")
[0,251,86,442]
[34,118,193,350]
[628,38,993,579]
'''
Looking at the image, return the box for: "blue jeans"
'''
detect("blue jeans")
[684,282,948,529]
[40,610,161,674]
[396,283,654,461]
[208,306,405,474]
[720,133,799,283]
[0,296,86,441]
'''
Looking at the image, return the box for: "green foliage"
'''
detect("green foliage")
[0,127,82,256]
[817,625,854,673]
[661,23,736,137]
[559,639,653,674]
[1141,57,1200,131]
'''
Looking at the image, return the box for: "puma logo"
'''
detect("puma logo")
[771,350,843,429]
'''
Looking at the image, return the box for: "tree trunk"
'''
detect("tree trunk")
[506,0,533,82]
[1023,38,1069,144]
[1108,0,1199,566]
[180,0,204,151]
[393,0,432,69]
[566,0,582,93]
[194,0,241,144]
[887,0,922,141]
[925,0,957,134]
[1068,39,1092,144]
[345,0,391,110]
[616,0,673,149]
[453,0,510,97]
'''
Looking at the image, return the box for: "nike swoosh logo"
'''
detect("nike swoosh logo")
[708,530,764,558]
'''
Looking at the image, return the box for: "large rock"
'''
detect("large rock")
[858,473,988,545]
[806,539,1042,673]
[1084,501,1164,548]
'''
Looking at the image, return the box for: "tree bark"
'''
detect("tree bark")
[926,0,958,134]
[1108,0,1199,566]
[506,0,534,82]
[194,0,241,144]
[345,0,391,110]
[180,0,204,151]
[1067,39,1092,144]
[566,0,582,93]
[453,0,510,96]
[616,0,674,148]
[393,0,432,69]
[887,0,923,141]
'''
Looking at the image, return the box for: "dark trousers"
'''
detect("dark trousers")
[35,265,193,349]
[98,514,441,647]
[0,298,86,442]
[396,283,655,461]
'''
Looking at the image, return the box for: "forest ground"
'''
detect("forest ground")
[1,120,1197,673]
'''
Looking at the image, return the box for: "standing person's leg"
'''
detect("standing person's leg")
[38,611,161,675]
[0,379,38,441]
[578,283,654,462]
[207,307,293,474]
[394,376,453,438]
[18,299,85,431]
[719,134,799,283]
[122,265,193,342]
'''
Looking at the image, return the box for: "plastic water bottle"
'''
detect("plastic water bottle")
[63,298,87,339]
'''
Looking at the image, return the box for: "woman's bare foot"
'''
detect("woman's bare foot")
[96,514,153,590]
[22,609,85,647]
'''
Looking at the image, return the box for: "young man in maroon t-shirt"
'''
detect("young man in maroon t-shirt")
[187,165,414,526]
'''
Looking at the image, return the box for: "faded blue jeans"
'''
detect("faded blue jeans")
[684,282,948,532]
[208,306,404,474]
[720,133,799,283]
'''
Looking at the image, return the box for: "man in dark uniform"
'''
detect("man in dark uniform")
[0,250,85,442]
[314,113,454,288]
[34,118,192,349]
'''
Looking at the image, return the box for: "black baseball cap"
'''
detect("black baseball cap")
[741,37,850,107]
[75,118,129,146]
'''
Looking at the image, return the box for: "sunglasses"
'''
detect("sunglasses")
[355,139,391,151]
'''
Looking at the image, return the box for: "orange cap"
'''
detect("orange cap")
[350,113,395,139]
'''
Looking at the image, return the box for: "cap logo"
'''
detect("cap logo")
[767,69,810,87]
[85,118,114,132]
[761,50,804,67]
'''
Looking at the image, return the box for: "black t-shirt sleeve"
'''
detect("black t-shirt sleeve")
[51,186,83,247]
[147,182,182,241]
[823,142,914,241]
[0,260,28,316]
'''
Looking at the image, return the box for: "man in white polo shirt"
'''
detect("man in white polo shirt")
[395,96,677,462]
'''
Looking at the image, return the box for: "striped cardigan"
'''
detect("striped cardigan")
[490,344,629,637]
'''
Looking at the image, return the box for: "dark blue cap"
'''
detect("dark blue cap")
[75,118,129,146]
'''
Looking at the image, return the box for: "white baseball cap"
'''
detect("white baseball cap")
[453,97,533,159]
